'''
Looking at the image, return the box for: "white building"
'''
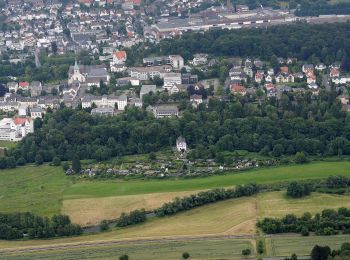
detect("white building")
[163,73,182,90]
[169,55,184,69]
[0,117,34,141]
[176,136,187,152]
[81,95,128,110]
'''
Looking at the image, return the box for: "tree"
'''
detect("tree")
[294,152,308,164]
[286,182,311,198]
[52,156,61,166]
[119,255,129,260]
[71,156,81,173]
[16,157,26,166]
[272,144,284,157]
[149,152,156,161]
[182,252,190,259]
[99,220,109,232]
[35,154,43,165]
[242,248,251,256]
[257,240,264,254]
[311,245,331,260]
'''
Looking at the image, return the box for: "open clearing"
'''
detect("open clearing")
[62,190,203,226]
[0,238,254,260]
[265,234,350,257]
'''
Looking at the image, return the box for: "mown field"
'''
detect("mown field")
[1,161,350,226]
[265,234,350,257]
[0,239,254,260]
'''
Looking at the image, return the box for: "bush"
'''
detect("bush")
[301,227,309,236]
[99,220,109,232]
[286,182,311,198]
[35,154,43,165]
[294,152,308,164]
[257,240,264,254]
[16,157,26,166]
[182,252,190,259]
[116,209,147,227]
[52,156,61,166]
[242,248,251,256]
[119,255,129,260]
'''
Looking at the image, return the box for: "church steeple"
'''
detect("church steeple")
[74,59,79,71]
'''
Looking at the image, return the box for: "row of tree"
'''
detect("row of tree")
[155,184,259,217]
[0,212,82,240]
[115,209,147,227]
[257,207,350,236]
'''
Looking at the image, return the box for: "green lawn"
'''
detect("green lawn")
[0,141,18,149]
[265,234,350,257]
[0,239,254,260]
[64,161,350,199]
[0,165,70,216]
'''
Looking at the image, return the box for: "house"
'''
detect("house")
[112,50,127,65]
[163,73,182,90]
[306,73,316,84]
[152,105,179,118]
[302,64,314,74]
[265,75,273,83]
[68,61,110,86]
[280,67,289,74]
[0,102,19,112]
[229,68,247,82]
[18,82,30,91]
[0,117,34,141]
[181,74,198,85]
[176,136,187,152]
[192,54,208,66]
[128,65,172,80]
[140,85,157,99]
[315,63,327,71]
[330,67,340,78]
[30,81,43,97]
[230,84,247,96]
[190,94,203,107]
[266,84,277,98]
[308,82,319,89]
[275,73,294,84]
[169,55,184,69]
[7,82,18,93]
[30,107,43,119]
[255,71,264,83]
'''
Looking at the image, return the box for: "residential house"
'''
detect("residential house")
[7,82,18,93]
[0,117,34,141]
[275,73,294,84]
[230,84,247,96]
[91,106,115,116]
[315,63,327,71]
[192,54,208,66]
[169,55,184,69]
[128,65,172,80]
[30,81,43,97]
[190,94,203,107]
[30,107,43,119]
[302,64,314,74]
[255,71,264,83]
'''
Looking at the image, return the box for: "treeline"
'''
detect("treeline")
[257,207,350,236]
[0,213,82,240]
[115,184,259,227]
[155,183,259,217]
[295,1,350,17]
[3,89,350,168]
[286,243,350,260]
[115,209,146,227]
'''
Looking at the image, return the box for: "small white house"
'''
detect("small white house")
[176,136,187,152]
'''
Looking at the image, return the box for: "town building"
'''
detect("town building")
[0,117,34,141]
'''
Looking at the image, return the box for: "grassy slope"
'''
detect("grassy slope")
[64,161,350,198]
[0,165,70,216]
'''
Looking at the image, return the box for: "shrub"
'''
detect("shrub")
[182,252,190,259]
[242,248,251,256]
[99,220,109,232]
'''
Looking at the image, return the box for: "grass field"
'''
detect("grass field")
[265,234,350,257]
[0,239,254,260]
[62,190,203,226]
[0,165,69,216]
[0,140,18,149]
[64,161,350,199]
[1,161,350,225]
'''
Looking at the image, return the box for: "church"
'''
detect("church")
[68,60,110,86]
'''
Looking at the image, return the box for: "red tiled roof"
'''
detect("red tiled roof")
[14,117,31,125]
[114,50,127,60]
[19,82,29,88]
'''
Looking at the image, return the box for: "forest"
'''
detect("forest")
[1,88,350,168]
